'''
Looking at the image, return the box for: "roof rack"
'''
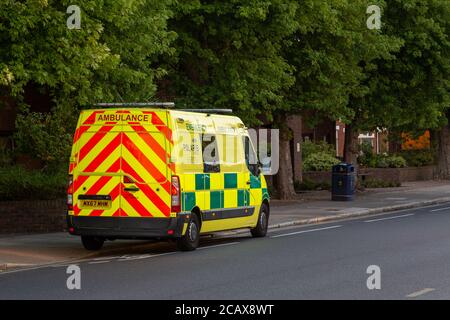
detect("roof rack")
[178,109,233,115]
[93,102,175,108]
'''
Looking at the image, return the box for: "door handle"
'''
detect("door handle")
[246,181,251,185]
[124,186,139,192]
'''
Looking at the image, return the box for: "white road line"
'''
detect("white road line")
[364,213,414,223]
[270,225,342,238]
[92,256,119,261]
[406,288,435,298]
[117,252,176,261]
[117,255,153,261]
[197,242,240,250]
[430,206,450,212]
[88,260,110,264]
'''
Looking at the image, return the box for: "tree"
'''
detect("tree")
[160,0,299,125]
[278,0,400,198]
[345,0,450,169]
[0,0,175,167]
[159,0,300,199]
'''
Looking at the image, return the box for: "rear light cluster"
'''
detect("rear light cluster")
[171,175,181,213]
[67,175,74,210]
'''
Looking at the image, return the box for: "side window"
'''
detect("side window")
[202,134,220,173]
[243,136,259,176]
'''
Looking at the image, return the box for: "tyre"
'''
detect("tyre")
[251,203,269,237]
[177,214,200,251]
[81,236,105,251]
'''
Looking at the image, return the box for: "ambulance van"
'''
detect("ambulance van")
[67,103,270,251]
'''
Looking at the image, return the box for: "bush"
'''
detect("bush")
[0,141,13,167]
[359,143,432,168]
[357,141,374,167]
[360,153,407,168]
[0,165,67,200]
[14,108,76,168]
[302,140,336,160]
[294,179,331,191]
[372,154,389,168]
[302,140,339,172]
[303,152,340,171]
[364,179,401,188]
[399,149,435,167]
[386,155,407,168]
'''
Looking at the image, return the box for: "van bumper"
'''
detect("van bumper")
[67,214,188,239]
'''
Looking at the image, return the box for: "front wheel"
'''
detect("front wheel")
[251,203,269,237]
[177,214,200,251]
[81,236,104,251]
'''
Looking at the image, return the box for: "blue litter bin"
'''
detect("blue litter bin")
[331,163,355,201]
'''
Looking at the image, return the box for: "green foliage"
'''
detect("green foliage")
[372,155,389,168]
[386,155,407,168]
[362,0,450,132]
[358,141,406,168]
[294,179,331,191]
[400,149,435,167]
[0,0,175,105]
[163,0,298,125]
[302,140,339,172]
[302,140,336,160]
[14,107,75,167]
[0,141,13,167]
[1,0,175,168]
[282,0,402,122]
[360,153,407,168]
[303,152,340,172]
[359,140,432,168]
[0,165,67,200]
[357,141,374,167]
[363,179,401,188]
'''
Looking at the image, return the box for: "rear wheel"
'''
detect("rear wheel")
[81,236,105,251]
[177,214,200,251]
[251,203,269,237]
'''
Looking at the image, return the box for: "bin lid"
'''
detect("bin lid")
[332,163,354,173]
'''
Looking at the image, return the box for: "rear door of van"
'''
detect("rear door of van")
[71,109,172,220]
[72,110,123,219]
[120,110,172,219]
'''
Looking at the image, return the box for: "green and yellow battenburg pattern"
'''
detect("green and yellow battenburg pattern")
[179,172,269,233]
[181,172,268,211]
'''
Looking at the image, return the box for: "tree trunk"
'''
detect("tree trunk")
[275,115,296,200]
[343,123,359,167]
[436,124,450,179]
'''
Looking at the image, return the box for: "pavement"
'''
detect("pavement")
[2,202,450,299]
[269,180,450,227]
[1,180,450,272]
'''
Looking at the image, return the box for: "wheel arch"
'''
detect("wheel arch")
[262,198,270,215]
[191,206,202,230]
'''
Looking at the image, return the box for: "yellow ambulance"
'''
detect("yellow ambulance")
[67,103,270,251]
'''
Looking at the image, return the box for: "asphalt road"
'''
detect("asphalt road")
[2,203,450,299]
